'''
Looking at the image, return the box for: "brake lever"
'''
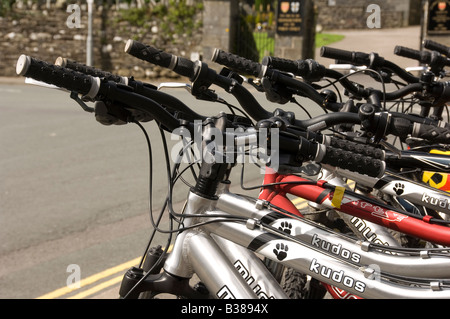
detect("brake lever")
[157,82,192,93]
[25,77,62,90]
[261,77,291,104]
[247,77,265,92]
[378,139,402,159]
[70,91,95,113]
[24,77,94,113]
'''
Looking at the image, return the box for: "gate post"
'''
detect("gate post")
[422,0,450,48]
[202,0,240,61]
[274,0,316,60]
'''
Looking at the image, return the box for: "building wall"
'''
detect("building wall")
[1,3,203,78]
[202,0,239,61]
[1,0,425,77]
[315,0,422,30]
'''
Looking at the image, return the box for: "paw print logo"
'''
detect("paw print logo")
[273,243,288,261]
[393,183,405,196]
[278,222,292,235]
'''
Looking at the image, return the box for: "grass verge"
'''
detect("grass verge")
[315,33,345,48]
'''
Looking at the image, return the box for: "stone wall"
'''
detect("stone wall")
[315,0,422,30]
[202,0,239,61]
[1,3,203,79]
[1,0,424,78]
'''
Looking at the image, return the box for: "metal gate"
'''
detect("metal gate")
[234,2,275,63]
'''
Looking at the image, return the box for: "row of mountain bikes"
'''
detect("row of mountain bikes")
[15,36,450,299]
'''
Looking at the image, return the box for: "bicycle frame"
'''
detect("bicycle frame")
[119,131,450,299]
[259,168,450,247]
[256,167,450,299]
[120,168,450,299]
[327,168,450,216]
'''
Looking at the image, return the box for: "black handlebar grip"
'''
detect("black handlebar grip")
[395,45,450,72]
[423,39,450,58]
[16,55,100,98]
[319,145,385,178]
[394,46,424,62]
[125,39,195,79]
[262,56,302,75]
[171,55,196,80]
[320,47,370,66]
[328,137,385,160]
[263,56,329,82]
[125,39,175,69]
[412,123,450,144]
[55,57,127,84]
[211,48,262,77]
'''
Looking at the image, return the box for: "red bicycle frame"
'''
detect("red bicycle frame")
[259,168,450,246]
[258,167,450,299]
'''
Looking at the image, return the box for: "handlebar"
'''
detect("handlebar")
[212,49,347,111]
[17,54,388,178]
[423,39,450,58]
[54,56,206,122]
[211,48,424,106]
[17,54,189,133]
[56,57,129,85]
[268,125,386,178]
[212,49,450,125]
[123,41,450,145]
[412,122,450,142]
[263,55,335,83]
[320,46,376,68]
[50,52,359,135]
[125,39,286,122]
[125,39,196,80]
[320,46,420,84]
[21,52,450,179]
[125,40,370,125]
[212,48,262,78]
[16,54,101,99]
[16,52,447,178]
[394,45,450,74]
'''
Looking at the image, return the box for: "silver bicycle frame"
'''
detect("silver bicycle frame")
[160,182,450,299]
[163,189,287,299]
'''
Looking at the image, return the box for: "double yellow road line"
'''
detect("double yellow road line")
[36,257,141,299]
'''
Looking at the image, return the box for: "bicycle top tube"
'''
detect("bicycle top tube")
[217,187,450,279]
[260,171,450,247]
